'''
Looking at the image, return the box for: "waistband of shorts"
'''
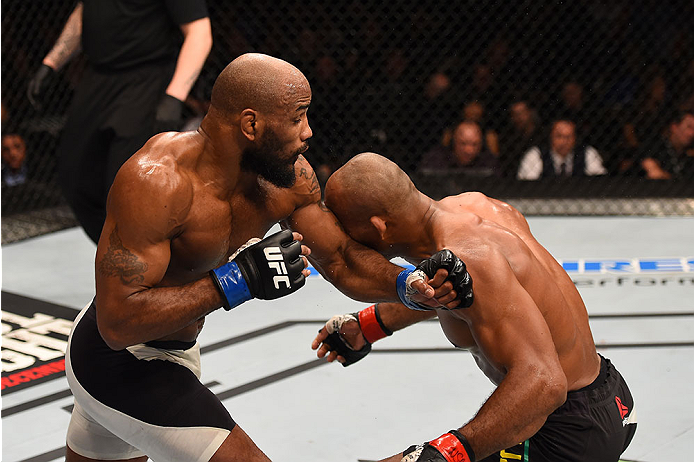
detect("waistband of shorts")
[566,354,620,404]
[144,339,197,350]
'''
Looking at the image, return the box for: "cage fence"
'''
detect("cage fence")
[2,0,694,244]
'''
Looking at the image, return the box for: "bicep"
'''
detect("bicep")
[284,156,351,269]
[95,174,180,305]
[285,200,350,275]
[96,219,171,299]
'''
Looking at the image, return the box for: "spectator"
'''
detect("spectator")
[624,72,671,147]
[414,70,458,150]
[27,1,213,243]
[517,119,607,180]
[462,62,505,129]
[460,100,500,155]
[618,71,671,174]
[549,80,595,138]
[1,133,28,187]
[498,99,542,178]
[420,120,499,177]
[640,108,694,179]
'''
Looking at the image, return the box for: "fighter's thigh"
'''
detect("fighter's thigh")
[66,401,148,461]
[209,425,271,462]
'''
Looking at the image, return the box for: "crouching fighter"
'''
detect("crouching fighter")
[312,152,637,462]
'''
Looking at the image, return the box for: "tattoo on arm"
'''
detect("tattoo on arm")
[299,167,320,194]
[98,226,149,285]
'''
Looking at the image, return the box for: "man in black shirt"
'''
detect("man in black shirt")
[27,0,212,243]
[640,109,694,179]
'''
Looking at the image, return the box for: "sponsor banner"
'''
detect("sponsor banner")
[2,292,78,394]
[558,257,693,288]
[560,257,694,274]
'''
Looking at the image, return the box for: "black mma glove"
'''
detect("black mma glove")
[210,230,306,310]
[402,430,476,462]
[153,94,184,133]
[321,304,393,367]
[416,249,474,309]
[27,64,56,109]
[322,313,372,367]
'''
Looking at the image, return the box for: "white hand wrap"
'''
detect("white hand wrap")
[405,269,428,298]
[229,237,262,261]
[401,445,425,461]
[325,313,358,336]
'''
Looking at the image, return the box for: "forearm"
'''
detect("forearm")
[459,370,566,458]
[376,302,436,332]
[165,18,212,101]
[317,242,404,303]
[43,2,83,70]
[97,275,224,350]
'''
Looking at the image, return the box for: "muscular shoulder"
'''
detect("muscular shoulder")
[108,134,195,231]
[444,191,529,234]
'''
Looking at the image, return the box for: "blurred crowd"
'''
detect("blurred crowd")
[2,0,694,211]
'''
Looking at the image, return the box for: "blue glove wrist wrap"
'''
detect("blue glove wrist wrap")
[397,269,431,311]
[211,261,252,310]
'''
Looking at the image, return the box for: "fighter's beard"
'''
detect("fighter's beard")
[241,132,307,189]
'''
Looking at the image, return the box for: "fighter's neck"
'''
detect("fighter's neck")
[401,197,443,261]
[195,119,256,198]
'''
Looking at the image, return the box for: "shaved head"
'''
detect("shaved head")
[325,153,417,228]
[211,53,310,115]
[205,53,312,189]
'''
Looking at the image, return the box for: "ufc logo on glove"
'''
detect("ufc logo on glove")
[264,247,291,289]
[211,230,306,310]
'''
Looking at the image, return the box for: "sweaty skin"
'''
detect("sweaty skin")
[94,55,453,353]
[316,153,601,460]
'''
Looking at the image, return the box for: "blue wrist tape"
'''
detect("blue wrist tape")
[397,269,431,311]
[211,261,252,311]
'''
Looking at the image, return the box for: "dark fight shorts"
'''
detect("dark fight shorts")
[479,355,637,462]
[65,301,236,461]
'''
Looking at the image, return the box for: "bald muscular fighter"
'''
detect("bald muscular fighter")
[312,153,637,462]
[64,56,471,462]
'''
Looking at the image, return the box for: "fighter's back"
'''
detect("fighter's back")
[435,191,599,390]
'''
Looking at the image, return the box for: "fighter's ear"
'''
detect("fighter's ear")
[240,109,260,141]
[369,215,388,241]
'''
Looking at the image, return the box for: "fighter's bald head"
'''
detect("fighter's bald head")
[325,152,417,227]
[210,53,310,115]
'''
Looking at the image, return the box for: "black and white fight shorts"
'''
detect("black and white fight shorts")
[478,354,637,462]
[65,301,236,461]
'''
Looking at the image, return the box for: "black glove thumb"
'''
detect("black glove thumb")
[27,64,56,110]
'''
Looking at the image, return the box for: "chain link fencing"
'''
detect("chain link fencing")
[3,0,694,243]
